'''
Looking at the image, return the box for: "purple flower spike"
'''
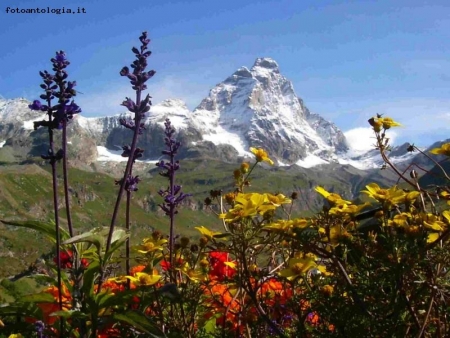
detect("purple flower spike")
[29,100,47,111]
[66,101,81,117]
[126,175,141,191]
[51,50,70,70]
[35,320,45,338]
[139,31,150,45]
[119,118,146,134]
[121,97,137,112]
[32,50,81,132]
[157,118,192,217]
[120,67,130,76]
[55,51,66,62]
[115,175,141,192]
[121,145,144,162]
[120,31,155,92]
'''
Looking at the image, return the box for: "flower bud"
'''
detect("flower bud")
[233,169,241,180]
[204,197,212,206]
[320,285,334,297]
[180,236,190,248]
[374,210,384,218]
[152,230,162,240]
[240,162,250,174]
[199,259,209,269]
[199,236,209,248]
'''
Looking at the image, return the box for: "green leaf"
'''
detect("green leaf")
[110,228,128,243]
[63,227,129,260]
[81,260,100,299]
[104,229,130,262]
[95,290,115,308]
[0,301,42,318]
[31,274,58,286]
[0,219,70,242]
[20,292,55,303]
[63,227,108,253]
[96,288,135,309]
[203,317,217,333]
[113,311,166,337]
[50,309,89,319]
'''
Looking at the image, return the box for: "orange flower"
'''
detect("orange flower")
[203,281,241,331]
[37,285,72,325]
[129,265,146,276]
[306,312,320,326]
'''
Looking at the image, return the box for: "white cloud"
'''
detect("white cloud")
[147,75,208,110]
[317,98,450,148]
[75,75,208,117]
[75,85,130,117]
[344,127,397,157]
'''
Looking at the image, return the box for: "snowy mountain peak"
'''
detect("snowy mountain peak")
[147,99,190,129]
[0,96,46,130]
[1,58,389,169]
[251,57,280,74]
[190,58,348,164]
[155,98,188,110]
[232,67,253,78]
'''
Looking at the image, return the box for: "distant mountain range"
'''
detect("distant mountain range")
[0,58,445,171]
[1,59,449,279]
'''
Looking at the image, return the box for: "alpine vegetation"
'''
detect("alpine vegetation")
[1,31,450,338]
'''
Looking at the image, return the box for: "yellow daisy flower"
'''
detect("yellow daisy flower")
[250,147,274,165]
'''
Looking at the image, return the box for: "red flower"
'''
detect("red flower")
[54,250,89,269]
[209,251,236,281]
[160,258,184,271]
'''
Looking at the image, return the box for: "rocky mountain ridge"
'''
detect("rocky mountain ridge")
[0,58,435,170]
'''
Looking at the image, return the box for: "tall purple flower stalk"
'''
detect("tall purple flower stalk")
[35,320,46,338]
[156,119,191,281]
[101,31,155,288]
[29,50,81,335]
[52,52,80,240]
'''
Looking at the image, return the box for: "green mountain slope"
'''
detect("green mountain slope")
[0,159,397,278]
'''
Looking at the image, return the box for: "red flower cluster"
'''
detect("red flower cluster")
[160,257,184,271]
[54,250,89,269]
[209,251,236,281]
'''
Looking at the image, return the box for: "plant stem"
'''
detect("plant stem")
[126,189,131,289]
[99,90,142,292]
[169,152,175,282]
[62,116,74,237]
[46,99,64,336]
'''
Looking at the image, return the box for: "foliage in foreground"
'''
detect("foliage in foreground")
[0,32,450,338]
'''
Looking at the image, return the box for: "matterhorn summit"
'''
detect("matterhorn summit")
[191,57,348,164]
[0,58,358,167]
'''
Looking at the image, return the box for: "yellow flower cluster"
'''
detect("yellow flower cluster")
[430,143,450,156]
[368,116,401,132]
[250,147,274,165]
[361,183,419,207]
[219,193,291,222]
[387,211,450,243]
[136,237,167,254]
[315,186,367,215]
[264,218,308,233]
[279,254,329,281]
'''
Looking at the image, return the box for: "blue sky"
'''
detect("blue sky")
[1,0,449,147]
